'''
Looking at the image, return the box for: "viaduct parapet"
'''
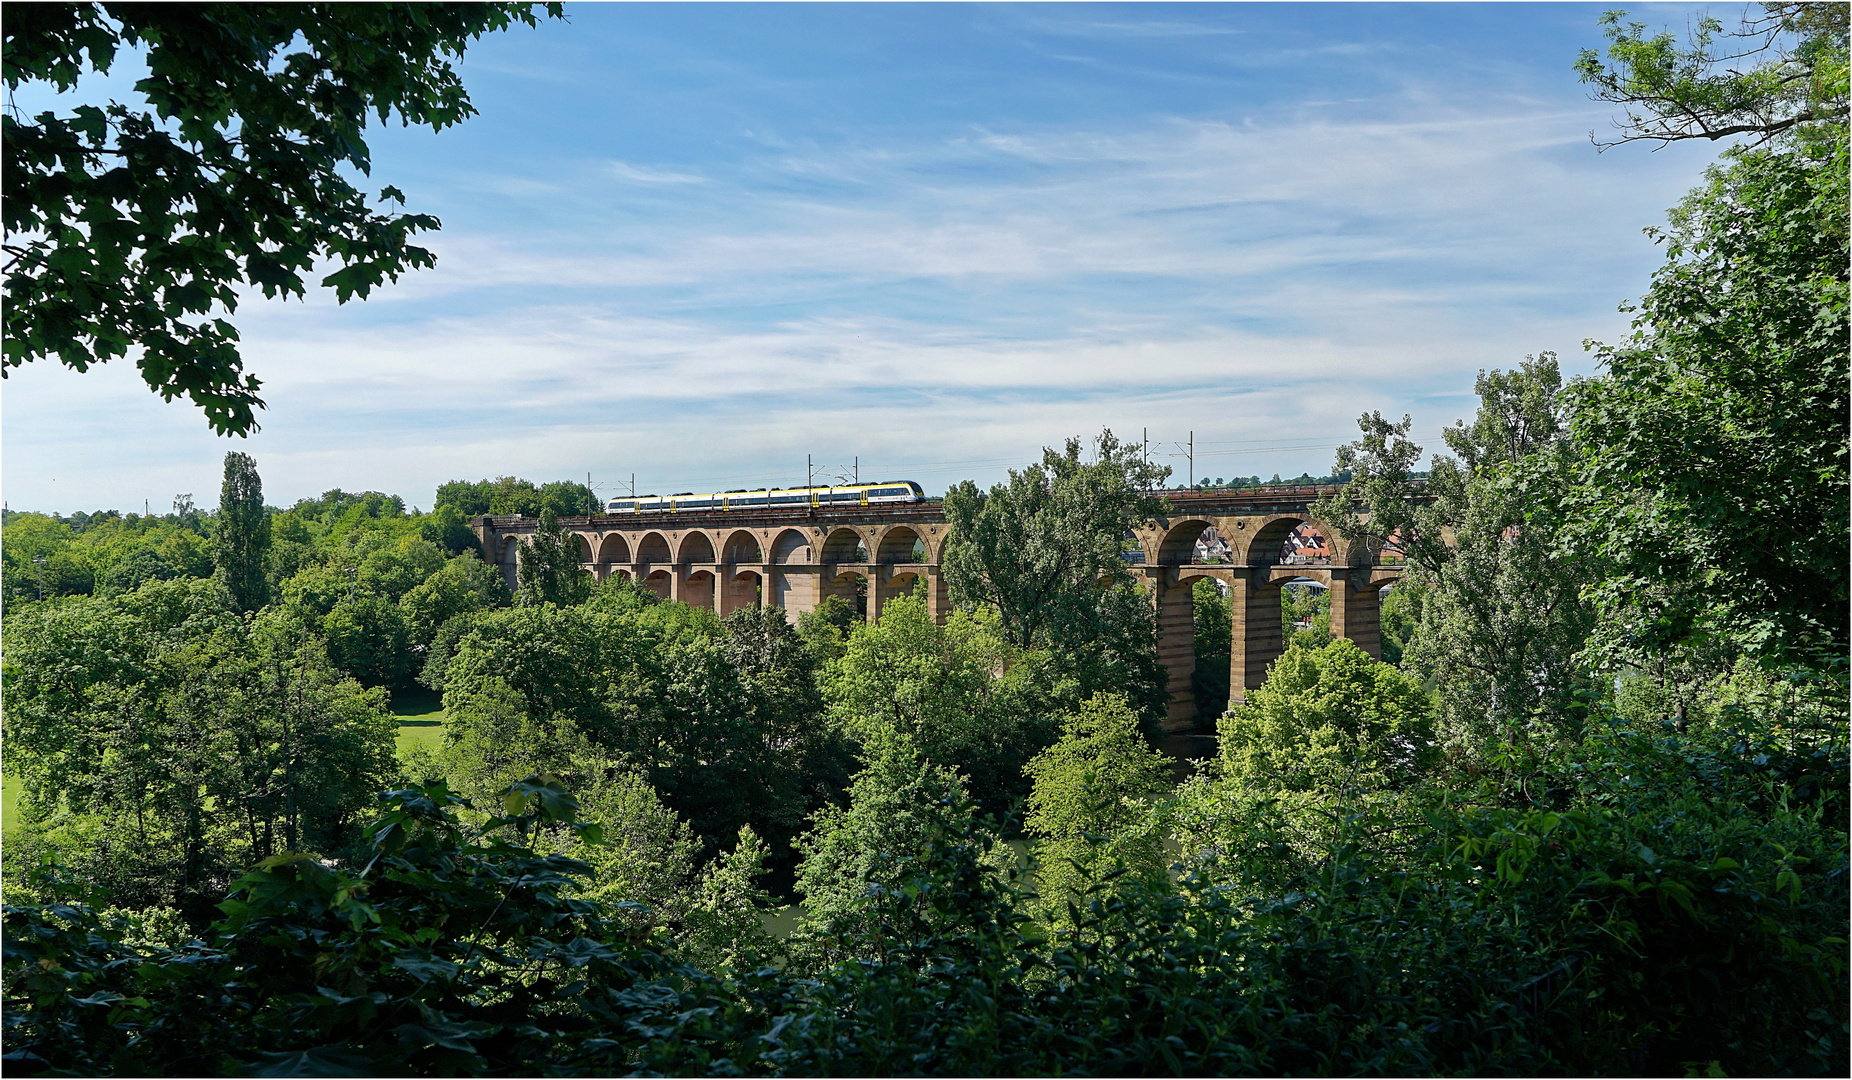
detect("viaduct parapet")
[473,485,1406,732]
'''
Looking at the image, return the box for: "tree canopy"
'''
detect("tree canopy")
[1576,2,1848,148]
[2,3,561,434]
[1316,355,1600,753]
[942,430,1168,651]
[941,431,1172,730]
[1567,131,1849,666]
[213,451,269,611]
[514,508,593,607]
[435,476,596,519]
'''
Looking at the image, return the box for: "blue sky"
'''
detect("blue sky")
[2,1,1727,513]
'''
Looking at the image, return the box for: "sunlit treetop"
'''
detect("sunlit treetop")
[1576,1,1849,149]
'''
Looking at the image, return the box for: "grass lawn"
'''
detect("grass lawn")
[393,686,446,756]
[2,772,19,836]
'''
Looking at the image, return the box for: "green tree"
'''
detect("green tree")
[1216,637,1438,794]
[434,478,498,516]
[398,550,510,648]
[558,756,699,929]
[213,451,270,611]
[1377,581,1420,667]
[794,593,859,666]
[434,476,594,518]
[1281,581,1330,652]
[1190,578,1232,720]
[515,508,592,607]
[2,579,396,919]
[942,430,1169,651]
[209,610,399,856]
[291,489,407,523]
[1566,139,1848,667]
[7,752,1845,1076]
[676,825,784,974]
[821,591,1054,813]
[942,431,1172,731]
[1022,693,1173,925]
[788,727,976,969]
[2,3,562,434]
[272,537,438,689]
[156,528,213,579]
[435,600,841,858]
[1174,636,1438,886]
[717,604,853,849]
[1316,356,1600,754]
[420,502,483,556]
[99,546,178,595]
[320,594,412,688]
[1576,3,1847,148]
[354,538,443,604]
[35,551,97,600]
[278,562,351,620]
[537,479,599,518]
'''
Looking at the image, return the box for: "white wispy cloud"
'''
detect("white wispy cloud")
[606,160,709,184]
[1018,17,1247,40]
[1,7,1724,513]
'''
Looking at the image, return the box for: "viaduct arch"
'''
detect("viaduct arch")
[475,486,1406,733]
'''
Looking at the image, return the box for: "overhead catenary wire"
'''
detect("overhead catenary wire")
[604,437,1360,495]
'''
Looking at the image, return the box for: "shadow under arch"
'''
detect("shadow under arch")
[878,569,924,609]
[683,568,716,608]
[721,529,763,563]
[875,524,928,564]
[597,533,630,563]
[1157,565,1237,741]
[770,529,812,564]
[824,569,867,618]
[679,531,717,564]
[636,531,672,565]
[722,569,763,616]
[820,527,866,563]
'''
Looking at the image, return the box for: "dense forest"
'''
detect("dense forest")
[4,5,1848,1077]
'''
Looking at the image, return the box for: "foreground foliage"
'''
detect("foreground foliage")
[2,579,398,922]
[6,690,1844,1076]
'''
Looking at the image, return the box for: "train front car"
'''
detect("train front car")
[864,483,920,505]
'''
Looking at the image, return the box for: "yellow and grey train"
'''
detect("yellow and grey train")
[605,482,926,514]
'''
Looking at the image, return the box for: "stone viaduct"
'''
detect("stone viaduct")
[472,485,1406,732]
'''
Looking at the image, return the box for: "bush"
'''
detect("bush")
[1023,692,1173,925]
[6,749,1844,1076]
